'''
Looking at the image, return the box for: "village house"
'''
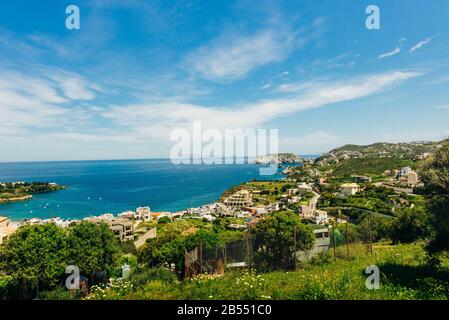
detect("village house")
[340,183,361,196]
[299,204,313,218]
[297,182,313,195]
[309,210,329,225]
[135,206,151,221]
[85,216,134,242]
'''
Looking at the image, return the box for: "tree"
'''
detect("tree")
[66,222,121,279]
[250,211,315,272]
[359,214,392,243]
[420,141,449,259]
[158,216,171,224]
[0,224,68,298]
[390,207,431,244]
[139,232,190,276]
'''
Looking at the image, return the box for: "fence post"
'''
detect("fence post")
[246,233,250,272]
[294,225,297,269]
[345,222,349,259]
[199,240,203,275]
[332,221,336,261]
[367,214,373,254]
[224,245,227,267]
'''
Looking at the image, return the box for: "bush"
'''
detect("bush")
[39,286,81,300]
[390,208,431,244]
[0,276,15,300]
[129,267,177,288]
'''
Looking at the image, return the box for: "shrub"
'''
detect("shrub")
[129,267,177,288]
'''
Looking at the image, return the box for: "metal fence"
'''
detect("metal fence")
[184,222,376,278]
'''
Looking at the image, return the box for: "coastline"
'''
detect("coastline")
[0,195,33,204]
[0,160,313,223]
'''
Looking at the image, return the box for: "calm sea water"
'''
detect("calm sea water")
[0,159,283,221]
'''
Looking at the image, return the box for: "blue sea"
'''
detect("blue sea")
[0,159,285,221]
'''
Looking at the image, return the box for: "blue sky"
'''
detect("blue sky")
[0,0,448,161]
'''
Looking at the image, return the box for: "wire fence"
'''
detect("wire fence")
[184,222,375,278]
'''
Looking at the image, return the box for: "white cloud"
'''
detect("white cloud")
[183,27,304,81]
[409,34,439,53]
[378,48,401,59]
[435,104,449,110]
[0,68,99,131]
[103,70,419,141]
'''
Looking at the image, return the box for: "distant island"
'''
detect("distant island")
[0,182,65,204]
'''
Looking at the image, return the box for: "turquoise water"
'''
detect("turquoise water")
[0,159,282,221]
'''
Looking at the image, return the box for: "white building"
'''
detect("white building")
[297,182,312,195]
[310,210,329,225]
[398,167,413,177]
[340,183,361,196]
[135,207,151,221]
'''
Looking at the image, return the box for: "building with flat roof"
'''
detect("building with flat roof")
[297,182,312,195]
[340,183,361,196]
[85,217,134,242]
[223,190,252,208]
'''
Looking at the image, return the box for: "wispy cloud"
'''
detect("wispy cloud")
[183,28,305,82]
[0,68,100,130]
[378,47,401,59]
[409,34,439,53]
[102,70,420,141]
[435,104,449,110]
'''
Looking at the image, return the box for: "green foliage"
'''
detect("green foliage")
[333,157,415,176]
[88,243,449,300]
[139,231,193,274]
[121,240,137,255]
[39,286,81,300]
[390,208,431,244]
[86,279,135,300]
[0,224,68,295]
[66,222,121,277]
[250,211,315,272]
[158,217,171,224]
[359,214,392,243]
[0,182,64,201]
[129,267,177,288]
[0,275,14,300]
[336,223,361,243]
[420,142,449,257]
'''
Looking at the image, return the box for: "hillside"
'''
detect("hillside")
[85,242,449,300]
[315,140,444,166]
